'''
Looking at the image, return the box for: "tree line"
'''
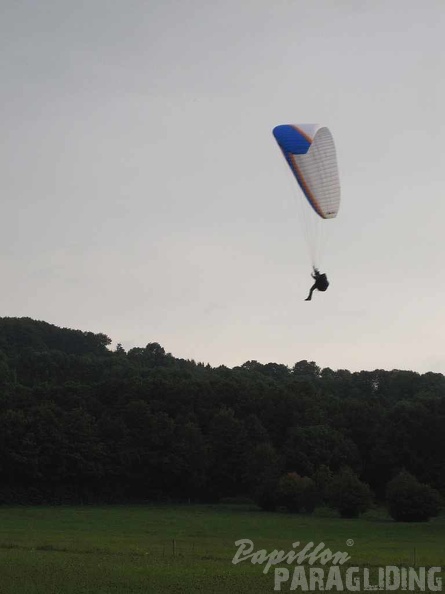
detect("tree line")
[0,317,443,519]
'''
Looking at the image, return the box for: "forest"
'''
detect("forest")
[0,317,444,511]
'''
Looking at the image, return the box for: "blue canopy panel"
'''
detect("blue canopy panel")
[272,125,312,155]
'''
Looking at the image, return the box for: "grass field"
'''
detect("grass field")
[0,504,443,593]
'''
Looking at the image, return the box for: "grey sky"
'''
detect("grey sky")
[1,0,444,372]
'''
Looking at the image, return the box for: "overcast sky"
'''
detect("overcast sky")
[1,0,444,372]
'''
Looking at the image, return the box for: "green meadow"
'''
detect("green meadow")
[0,504,443,593]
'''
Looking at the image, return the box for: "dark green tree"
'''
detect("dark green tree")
[276,472,318,513]
[386,470,442,522]
[326,467,372,518]
[284,425,359,477]
[206,408,248,499]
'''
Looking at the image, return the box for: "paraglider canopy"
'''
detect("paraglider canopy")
[272,124,340,219]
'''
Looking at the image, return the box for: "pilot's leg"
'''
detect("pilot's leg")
[305,284,316,301]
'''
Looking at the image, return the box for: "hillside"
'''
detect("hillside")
[0,317,444,505]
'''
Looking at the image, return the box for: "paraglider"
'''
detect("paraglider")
[272,124,341,300]
[305,267,329,301]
